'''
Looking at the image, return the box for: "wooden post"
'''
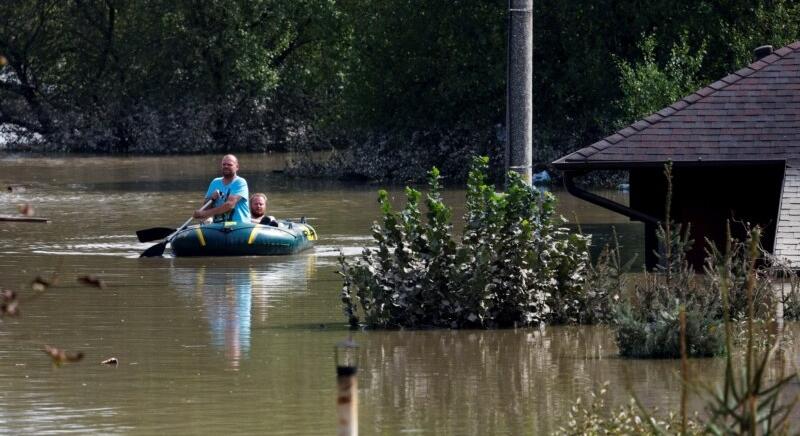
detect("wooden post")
[336,364,358,436]
[335,338,359,436]
[506,0,533,185]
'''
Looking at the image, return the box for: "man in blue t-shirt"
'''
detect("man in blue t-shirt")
[193,154,251,223]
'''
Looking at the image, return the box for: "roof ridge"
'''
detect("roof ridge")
[571,41,800,161]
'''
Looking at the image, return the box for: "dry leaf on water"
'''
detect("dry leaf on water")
[43,345,84,366]
[31,276,52,292]
[1,300,19,317]
[77,275,106,289]
[1,289,19,316]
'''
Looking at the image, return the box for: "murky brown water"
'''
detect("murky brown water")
[0,154,796,434]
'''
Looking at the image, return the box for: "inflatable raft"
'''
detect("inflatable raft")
[170,221,317,256]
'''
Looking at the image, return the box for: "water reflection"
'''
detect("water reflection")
[357,327,684,434]
[169,255,318,369]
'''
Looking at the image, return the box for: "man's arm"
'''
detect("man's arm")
[193,194,241,220]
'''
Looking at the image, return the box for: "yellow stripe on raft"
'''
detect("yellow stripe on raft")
[248,226,259,245]
[195,227,206,246]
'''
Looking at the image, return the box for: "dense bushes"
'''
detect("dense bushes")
[339,156,591,328]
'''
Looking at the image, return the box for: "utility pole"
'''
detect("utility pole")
[506,0,533,185]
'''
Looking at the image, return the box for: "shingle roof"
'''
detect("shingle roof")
[553,41,800,168]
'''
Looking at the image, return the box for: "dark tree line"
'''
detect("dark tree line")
[0,0,342,152]
[1,0,799,178]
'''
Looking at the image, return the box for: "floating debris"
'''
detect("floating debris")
[101,357,119,366]
[7,184,25,193]
[1,289,16,301]
[43,345,84,366]
[31,276,53,292]
[1,289,19,317]
[1,300,19,317]
[77,275,106,289]
[17,204,34,217]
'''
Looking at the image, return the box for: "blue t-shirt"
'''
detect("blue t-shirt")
[205,176,250,223]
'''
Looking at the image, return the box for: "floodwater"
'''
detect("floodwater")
[0,154,796,434]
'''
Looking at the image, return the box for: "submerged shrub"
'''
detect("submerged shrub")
[613,163,784,358]
[780,281,800,321]
[556,383,703,435]
[567,228,633,325]
[614,220,787,358]
[340,156,591,329]
[613,163,724,358]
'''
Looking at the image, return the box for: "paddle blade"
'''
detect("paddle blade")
[140,241,167,258]
[136,227,176,243]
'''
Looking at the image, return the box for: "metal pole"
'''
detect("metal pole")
[336,365,358,436]
[506,0,533,185]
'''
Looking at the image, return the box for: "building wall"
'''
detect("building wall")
[630,164,785,270]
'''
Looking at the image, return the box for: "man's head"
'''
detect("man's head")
[220,154,239,179]
[250,193,267,218]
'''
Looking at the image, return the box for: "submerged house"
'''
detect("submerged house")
[553,42,800,269]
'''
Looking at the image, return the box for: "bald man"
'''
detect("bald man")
[193,154,251,223]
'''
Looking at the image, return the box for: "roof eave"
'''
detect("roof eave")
[551,158,787,171]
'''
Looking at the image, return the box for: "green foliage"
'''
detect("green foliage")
[612,163,787,359]
[3,0,800,162]
[556,383,702,435]
[701,226,798,435]
[704,228,778,321]
[616,33,706,125]
[0,0,344,152]
[336,1,505,131]
[779,279,800,321]
[565,224,797,435]
[340,156,591,329]
[716,1,800,77]
[614,163,724,358]
[572,228,635,325]
[615,295,723,358]
[614,219,787,359]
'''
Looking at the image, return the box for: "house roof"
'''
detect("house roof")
[553,41,800,169]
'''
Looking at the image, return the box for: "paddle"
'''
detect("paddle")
[136,227,176,243]
[139,199,213,258]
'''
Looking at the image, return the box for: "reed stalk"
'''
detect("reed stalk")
[679,304,688,435]
[664,161,673,288]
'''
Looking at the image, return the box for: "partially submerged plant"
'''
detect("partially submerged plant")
[567,227,633,325]
[566,225,798,435]
[339,156,591,329]
[556,381,703,435]
[614,162,724,358]
[701,225,798,435]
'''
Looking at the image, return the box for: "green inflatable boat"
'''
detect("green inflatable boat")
[170,221,317,256]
